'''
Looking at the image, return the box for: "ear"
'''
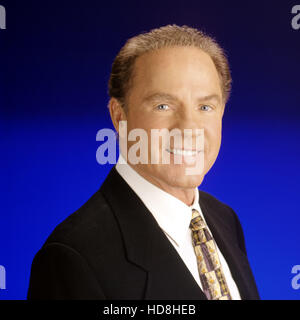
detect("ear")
[108,98,127,134]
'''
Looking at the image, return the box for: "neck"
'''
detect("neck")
[131,166,196,206]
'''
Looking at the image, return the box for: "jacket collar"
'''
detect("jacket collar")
[100,166,257,299]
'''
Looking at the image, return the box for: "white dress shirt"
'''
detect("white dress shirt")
[115,155,241,300]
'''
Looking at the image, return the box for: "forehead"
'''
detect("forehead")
[130,46,222,99]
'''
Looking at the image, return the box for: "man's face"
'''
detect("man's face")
[119,46,225,190]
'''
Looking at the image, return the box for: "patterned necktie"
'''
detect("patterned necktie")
[189,209,232,300]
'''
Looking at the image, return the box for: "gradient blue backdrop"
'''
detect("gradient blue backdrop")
[1,0,300,300]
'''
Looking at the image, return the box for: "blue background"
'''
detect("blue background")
[1,0,300,300]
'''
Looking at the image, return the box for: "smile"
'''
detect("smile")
[166,148,202,156]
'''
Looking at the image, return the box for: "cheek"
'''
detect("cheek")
[127,113,157,132]
[206,121,222,152]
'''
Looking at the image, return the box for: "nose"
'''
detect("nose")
[175,105,201,132]
[171,105,204,150]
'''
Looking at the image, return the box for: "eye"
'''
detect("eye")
[200,105,212,111]
[156,104,170,111]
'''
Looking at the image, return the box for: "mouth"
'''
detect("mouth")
[165,148,203,156]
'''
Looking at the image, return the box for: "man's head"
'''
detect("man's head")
[108,24,231,200]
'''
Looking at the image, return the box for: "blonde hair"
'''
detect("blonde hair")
[108,24,232,108]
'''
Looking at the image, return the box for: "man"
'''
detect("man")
[27,24,260,300]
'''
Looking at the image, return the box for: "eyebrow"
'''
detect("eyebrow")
[142,92,222,105]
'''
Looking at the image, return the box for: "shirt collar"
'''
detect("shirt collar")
[115,155,201,247]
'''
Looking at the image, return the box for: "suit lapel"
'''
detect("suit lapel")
[199,192,259,300]
[100,167,207,299]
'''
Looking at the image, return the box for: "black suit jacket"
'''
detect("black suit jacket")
[27,167,260,300]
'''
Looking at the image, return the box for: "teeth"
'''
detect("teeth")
[166,148,200,156]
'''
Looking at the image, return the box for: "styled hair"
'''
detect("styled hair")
[108,24,232,108]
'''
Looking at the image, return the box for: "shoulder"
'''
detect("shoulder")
[41,188,117,253]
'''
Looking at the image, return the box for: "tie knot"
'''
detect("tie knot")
[189,209,206,231]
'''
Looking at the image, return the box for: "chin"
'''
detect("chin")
[160,166,205,189]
